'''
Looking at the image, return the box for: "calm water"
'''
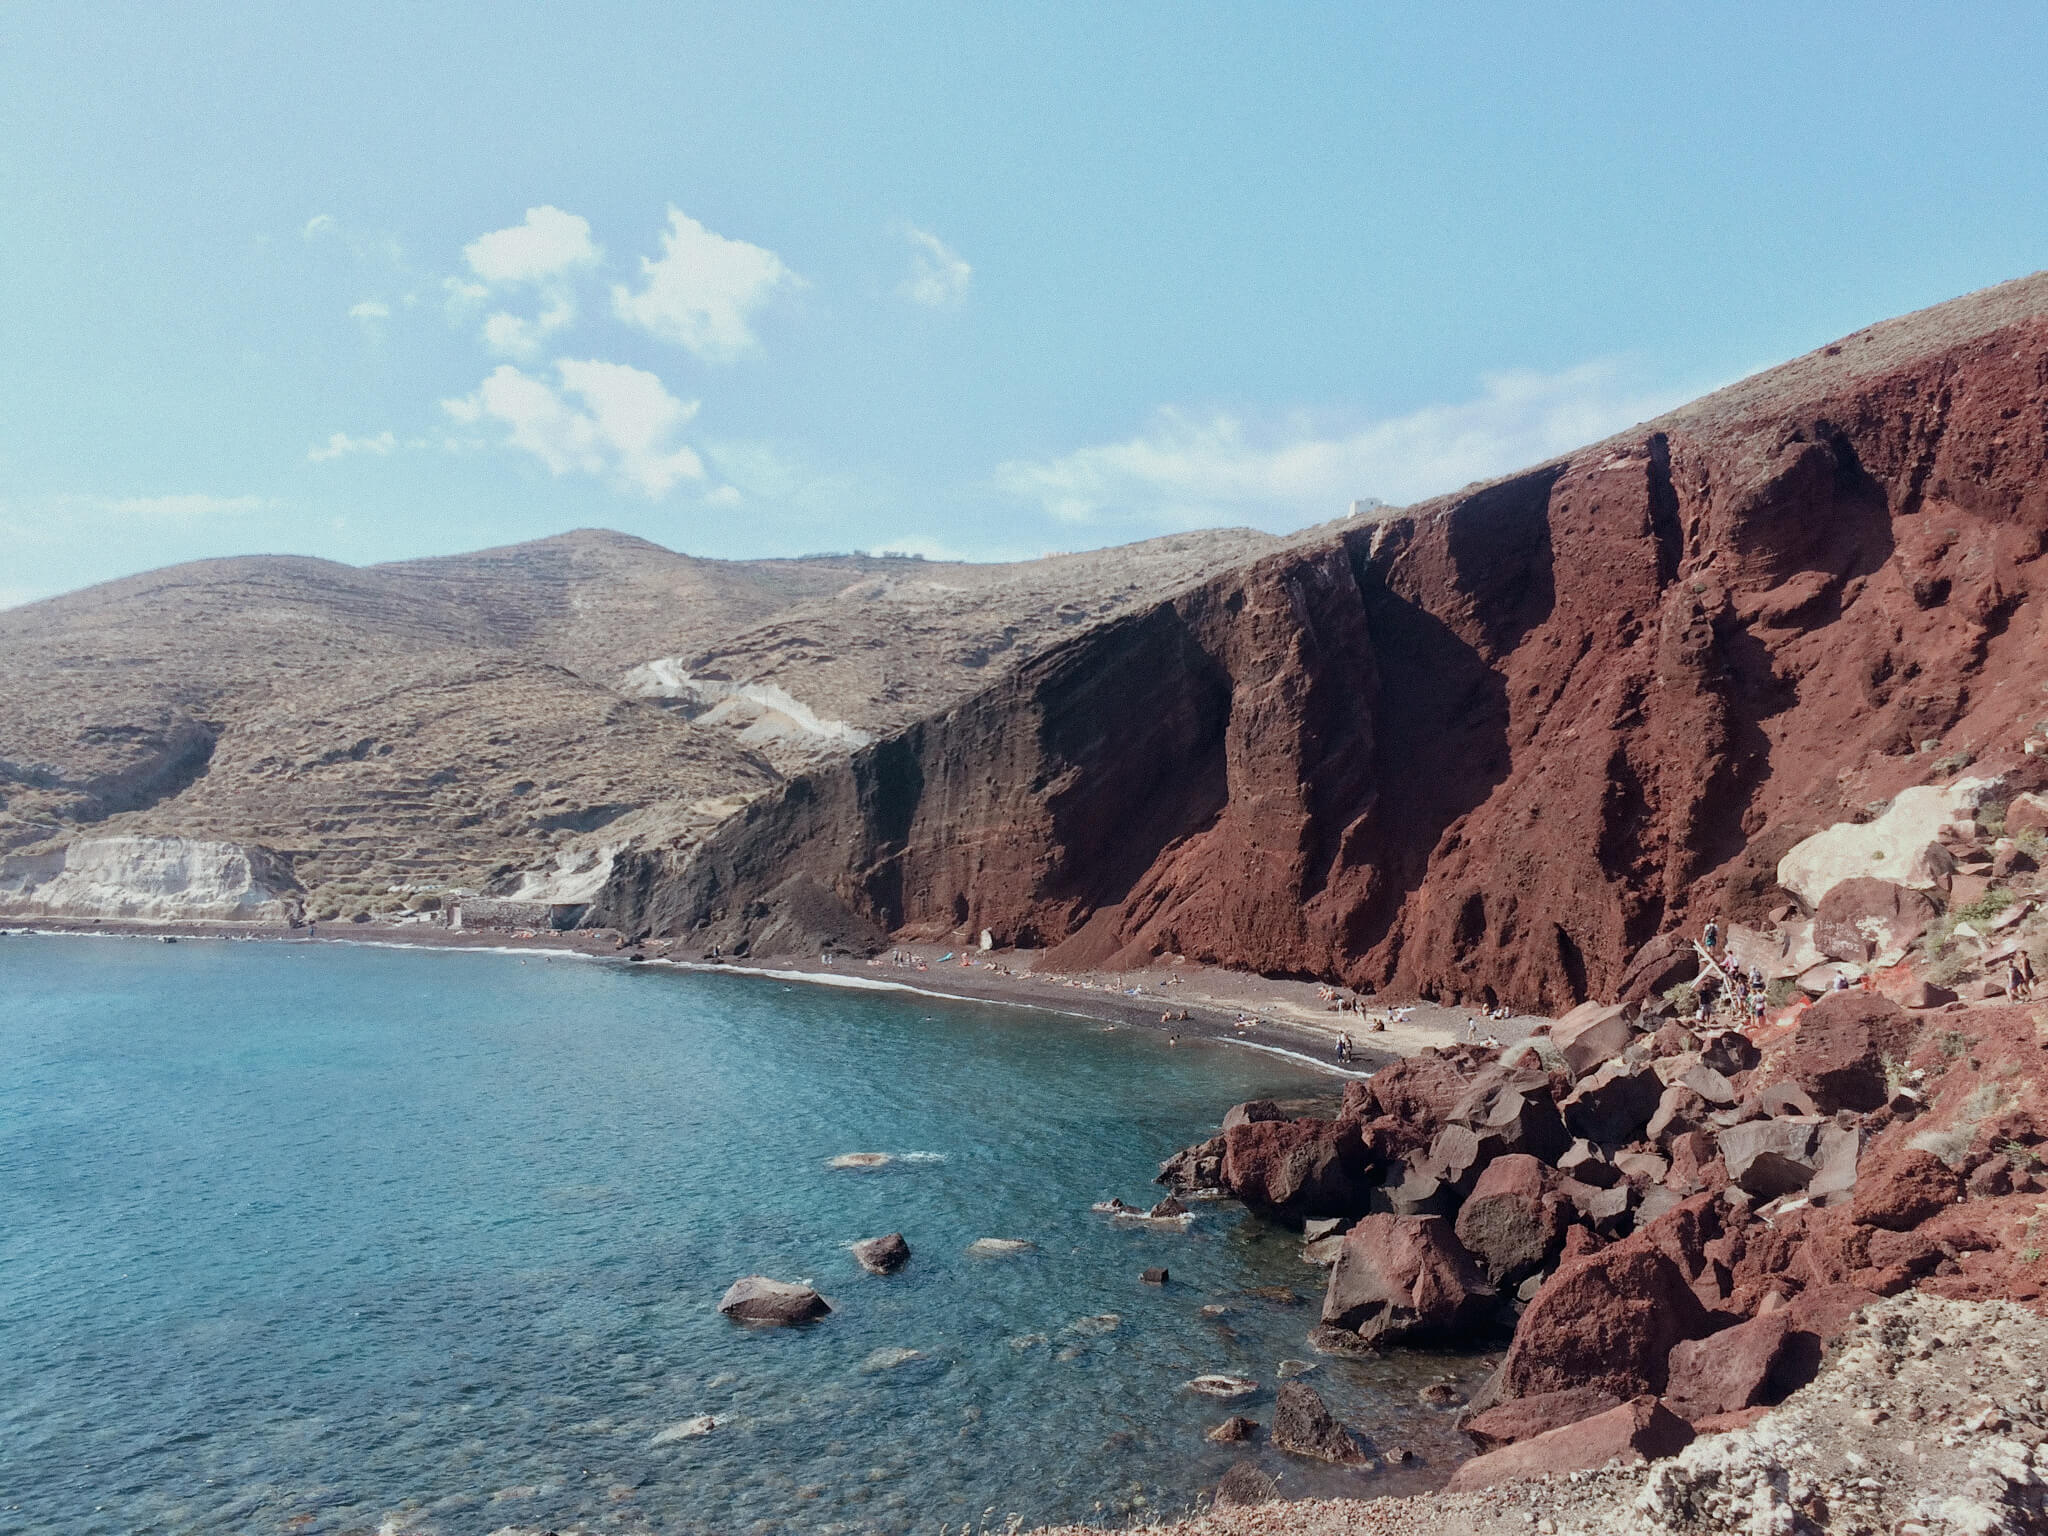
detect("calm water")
[0,935,1496,1536]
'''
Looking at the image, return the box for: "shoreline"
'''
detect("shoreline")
[1,916,1527,1076]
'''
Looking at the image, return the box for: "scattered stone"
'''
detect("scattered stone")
[1207,1415,1259,1444]
[1418,1381,1466,1408]
[1271,1380,1369,1465]
[1147,1194,1188,1219]
[1275,1358,1318,1380]
[717,1276,831,1326]
[851,1233,910,1274]
[1142,1267,1169,1284]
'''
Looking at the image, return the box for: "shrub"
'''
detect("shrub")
[1664,981,1700,1015]
[1977,800,2009,837]
[1766,976,1800,1008]
[1954,887,2014,925]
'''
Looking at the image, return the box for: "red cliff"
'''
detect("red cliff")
[595,272,2048,1010]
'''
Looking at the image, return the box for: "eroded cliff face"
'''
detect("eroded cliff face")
[594,275,2048,1009]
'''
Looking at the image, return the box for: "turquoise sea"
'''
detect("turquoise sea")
[0,935,1496,1535]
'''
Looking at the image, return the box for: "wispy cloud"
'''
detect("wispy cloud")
[308,430,398,463]
[302,213,336,240]
[612,207,801,361]
[900,227,971,308]
[348,299,391,325]
[996,361,1697,533]
[443,359,705,498]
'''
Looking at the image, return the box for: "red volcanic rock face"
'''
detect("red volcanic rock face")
[598,275,2048,1013]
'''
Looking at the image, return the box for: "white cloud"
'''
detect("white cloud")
[900,227,971,308]
[996,361,1698,532]
[442,359,706,497]
[462,206,601,285]
[77,494,274,519]
[481,292,576,359]
[348,299,390,323]
[308,430,397,463]
[302,214,336,240]
[611,207,799,361]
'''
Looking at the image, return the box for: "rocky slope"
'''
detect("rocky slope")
[0,528,1274,919]
[592,270,2048,1008]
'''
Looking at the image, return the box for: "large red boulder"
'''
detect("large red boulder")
[1444,1397,1694,1492]
[1813,878,1940,965]
[1460,1386,1624,1450]
[1221,1117,1366,1219]
[1618,932,1700,1004]
[1494,1244,1716,1401]
[1320,1213,1498,1346]
[1663,1311,1800,1420]
[1851,1146,1962,1230]
[1454,1153,1566,1284]
[1350,1048,1485,1152]
[1765,991,1917,1114]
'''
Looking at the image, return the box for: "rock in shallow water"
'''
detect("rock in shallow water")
[1207,1414,1259,1443]
[967,1237,1035,1256]
[1213,1460,1278,1506]
[718,1276,831,1325]
[826,1151,892,1169]
[851,1232,910,1273]
[1185,1374,1259,1399]
[1271,1380,1369,1465]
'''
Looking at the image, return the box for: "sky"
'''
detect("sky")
[3,3,2045,608]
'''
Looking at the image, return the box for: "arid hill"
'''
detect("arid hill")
[589,270,2048,1010]
[0,528,1276,916]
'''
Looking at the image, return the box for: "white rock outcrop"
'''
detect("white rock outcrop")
[1777,778,1998,907]
[0,835,302,922]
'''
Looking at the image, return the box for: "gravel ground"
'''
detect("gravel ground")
[1027,1291,2048,1536]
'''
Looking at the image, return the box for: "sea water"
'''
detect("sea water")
[0,935,1497,1535]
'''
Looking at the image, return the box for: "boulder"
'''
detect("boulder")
[1768,991,1916,1114]
[1813,878,1940,966]
[1900,979,1960,1009]
[1207,1415,1259,1443]
[1461,1386,1624,1450]
[1664,1312,1799,1419]
[1724,923,1792,984]
[1445,1397,1694,1492]
[1426,1122,1508,1194]
[851,1233,911,1274]
[718,1277,831,1325]
[1455,1155,1565,1284]
[1213,1461,1279,1507]
[1494,1245,1715,1400]
[1646,1084,1709,1144]
[1368,1159,1457,1218]
[1615,1150,1670,1186]
[1699,1029,1761,1076]
[1618,933,1701,1004]
[2005,791,2048,841]
[1653,1053,1738,1106]
[1271,1381,1369,1465]
[1555,1177,1635,1237]
[1353,1048,1483,1147]
[1557,1138,1620,1187]
[1221,1118,1365,1219]
[1757,1082,1820,1119]
[1157,1135,1225,1192]
[1776,781,1992,905]
[1552,1002,1638,1078]
[1449,1066,1570,1164]
[1562,1059,1663,1144]
[1805,1123,1863,1206]
[1222,1099,1288,1131]
[1718,1118,1822,1199]
[1851,1147,1962,1230]
[1320,1213,1497,1345]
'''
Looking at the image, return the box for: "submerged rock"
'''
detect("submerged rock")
[826,1152,892,1169]
[966,1237,1035,1256]
[1207,1414,1260,1443]
[1213,1460,1278,1507]
[649,1415,716,1443]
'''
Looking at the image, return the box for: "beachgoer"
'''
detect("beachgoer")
[1833,973,1851,991]
[1703,920,1720,952]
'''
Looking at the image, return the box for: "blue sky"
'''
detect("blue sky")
[3,3,2044,606]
